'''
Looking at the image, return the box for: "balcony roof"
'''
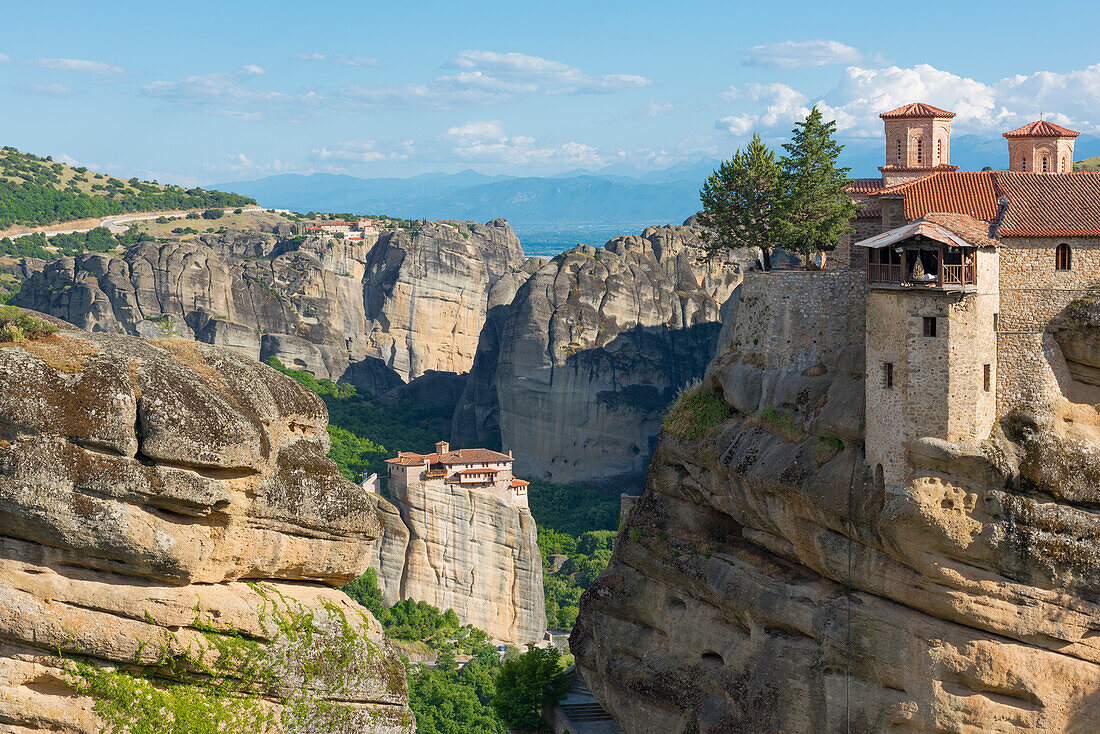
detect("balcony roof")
[855,213,998,250]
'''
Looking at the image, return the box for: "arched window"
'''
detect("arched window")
[1056,243,1073,271]
[896,140,902,163]
[915,139,923,164]
[1021,156,1027,171]
[1061,157,1067,172]
[1042,156,1049,173]
[936,138,943,164]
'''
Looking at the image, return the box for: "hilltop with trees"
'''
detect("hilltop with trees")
[0,147,254,231]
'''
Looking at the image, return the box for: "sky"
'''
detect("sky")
[4,0,1100,186]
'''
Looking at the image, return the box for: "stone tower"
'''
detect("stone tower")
[879,103,958,187]
[860,217,1000,488]
[1003,120,1079,173]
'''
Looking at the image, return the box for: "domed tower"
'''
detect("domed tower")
[1002,120,1079,173]
[879,103,958,187]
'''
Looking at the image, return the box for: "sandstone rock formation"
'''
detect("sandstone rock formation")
[0,318,414,732]
[369,477,545,645]
[14,219,524,392]
[455,223,755,484]
[572,274,1100,733]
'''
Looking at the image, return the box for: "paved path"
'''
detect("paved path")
[7,206,289,239]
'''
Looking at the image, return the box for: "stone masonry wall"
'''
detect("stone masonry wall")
[998,237,1100,414]
[730,270,866,372]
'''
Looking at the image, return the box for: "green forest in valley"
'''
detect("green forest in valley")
[0,147,254,229]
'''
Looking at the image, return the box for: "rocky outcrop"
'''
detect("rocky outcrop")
[572,272,1100,733]
[0,318,413,732]
[14,219,524,393]
[456,223,755,484]
[369,480,545,645]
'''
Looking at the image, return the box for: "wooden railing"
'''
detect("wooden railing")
[941,262,976,285]
[867,261,976,286]
[423,469,447,479]
[868,263,903,283]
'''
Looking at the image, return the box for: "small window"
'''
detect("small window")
[1061,157,1067,173]
[1056,243,1073,271]
[936,139,943,164]
[915,139,923,164]
[1042,156,1049,173]
[896,140,902,163]
[993,312,999,332]
[1021,156,1027,171]
[983,364,991,392]
[923,317,937,338]
[883,362,894,389]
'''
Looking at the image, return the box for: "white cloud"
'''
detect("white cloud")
[291,53,381,67]
[646,100,673,117]
[742,40,861,70]
[241,64,265,75]
[449,49,651,94]
[443,120,604,166]
[0,53,9,64]
[26,57,124,74]
[717,82,810,136]
[142,72,321,119]
[58,154,80,166]
[313,140,408,163]
[18,83,74,96]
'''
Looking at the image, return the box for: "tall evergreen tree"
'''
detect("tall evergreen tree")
[777,107,857,266]
[697,133,782,269]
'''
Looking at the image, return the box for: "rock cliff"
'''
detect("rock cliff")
[572,271,1100,733]
[0,315,414,732]
[455,223,755,484]
[369,480,545,645]
[14,219,524,392]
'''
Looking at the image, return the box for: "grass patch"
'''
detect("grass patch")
[662,383,733,440]
[813,435,843,465]
[748,407,807,443]
[0,305,58,342]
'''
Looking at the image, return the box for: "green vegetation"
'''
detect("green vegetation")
[698,132,781,269]
[263,357,452,482]
[64,582,411,733]
[0,226,154,262]
[662,383,733,440]
[0,305,58,342]
[0,147,254,230]
[700,107,857,267]
[749,407,807,443]
[493,647,572,732]
[1075,156,1098,172]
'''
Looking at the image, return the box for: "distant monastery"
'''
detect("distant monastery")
[814,102,1100,488]
[385,441,530,509]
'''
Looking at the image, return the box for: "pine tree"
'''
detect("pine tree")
[697,133,782,269]
[777,107,858,266]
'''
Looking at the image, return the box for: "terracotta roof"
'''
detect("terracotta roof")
[855,206,882,220]
[879,103,956,120]
[454,467,500,475]
[848,177,883,195]
[439,448,513,464]
[510,478,529,488]
[385,452,427,466]
[1003,120,1081,139]
[874,171,1002,222]
[871,170,1100,237]
[855,213,997,250]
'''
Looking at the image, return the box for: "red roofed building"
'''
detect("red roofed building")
[1003,120,1080,174]
[384,440,529,508]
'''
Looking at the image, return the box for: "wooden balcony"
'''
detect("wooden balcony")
[867,245,976,289]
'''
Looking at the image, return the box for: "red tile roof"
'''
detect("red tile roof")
[855,212,997,250]
[871,170,1100,237]
[1003,120,1080,139]
[879,103,956,120]
[455,467,500,475]
[849,177,883,195]
[385,447,514,466]
[510,478,530,488]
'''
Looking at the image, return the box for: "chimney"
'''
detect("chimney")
[435,440,450,455]
[508,449,513,458]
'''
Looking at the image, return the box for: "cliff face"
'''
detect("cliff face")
[456,224,755,484]
[14,219,524,392]
[0,318,413,732]
[369,480,545,645]
[572,271,1100,733]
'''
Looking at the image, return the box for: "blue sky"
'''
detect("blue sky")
[4,0,1100,185]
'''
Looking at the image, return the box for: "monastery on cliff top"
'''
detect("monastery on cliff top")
[838,102,1100,488]
[385,440,530,509]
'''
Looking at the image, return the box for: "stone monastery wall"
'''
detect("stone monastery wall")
[731,269,866,371]
[998,237,1100,414]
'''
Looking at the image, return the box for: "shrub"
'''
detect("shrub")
[0,306,57,341]
[662,383,732,440]
[202,209,224,220]
[814,435,844,465]
[749,407,807,443]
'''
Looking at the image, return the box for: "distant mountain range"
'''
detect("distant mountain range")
[213,134,1100,232]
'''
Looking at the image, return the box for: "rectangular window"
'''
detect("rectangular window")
[923,316,937,338]
[993,313,999,332]
[883,362,894,390]
[983,364,992,392]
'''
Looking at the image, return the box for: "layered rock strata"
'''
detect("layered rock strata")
[369,477,545,646]
[0,319,413,732]
[572,271,1100,733]
[14,219,524,391]
[456,223,755,483]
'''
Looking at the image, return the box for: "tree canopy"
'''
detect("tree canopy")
[492,646,572,732]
